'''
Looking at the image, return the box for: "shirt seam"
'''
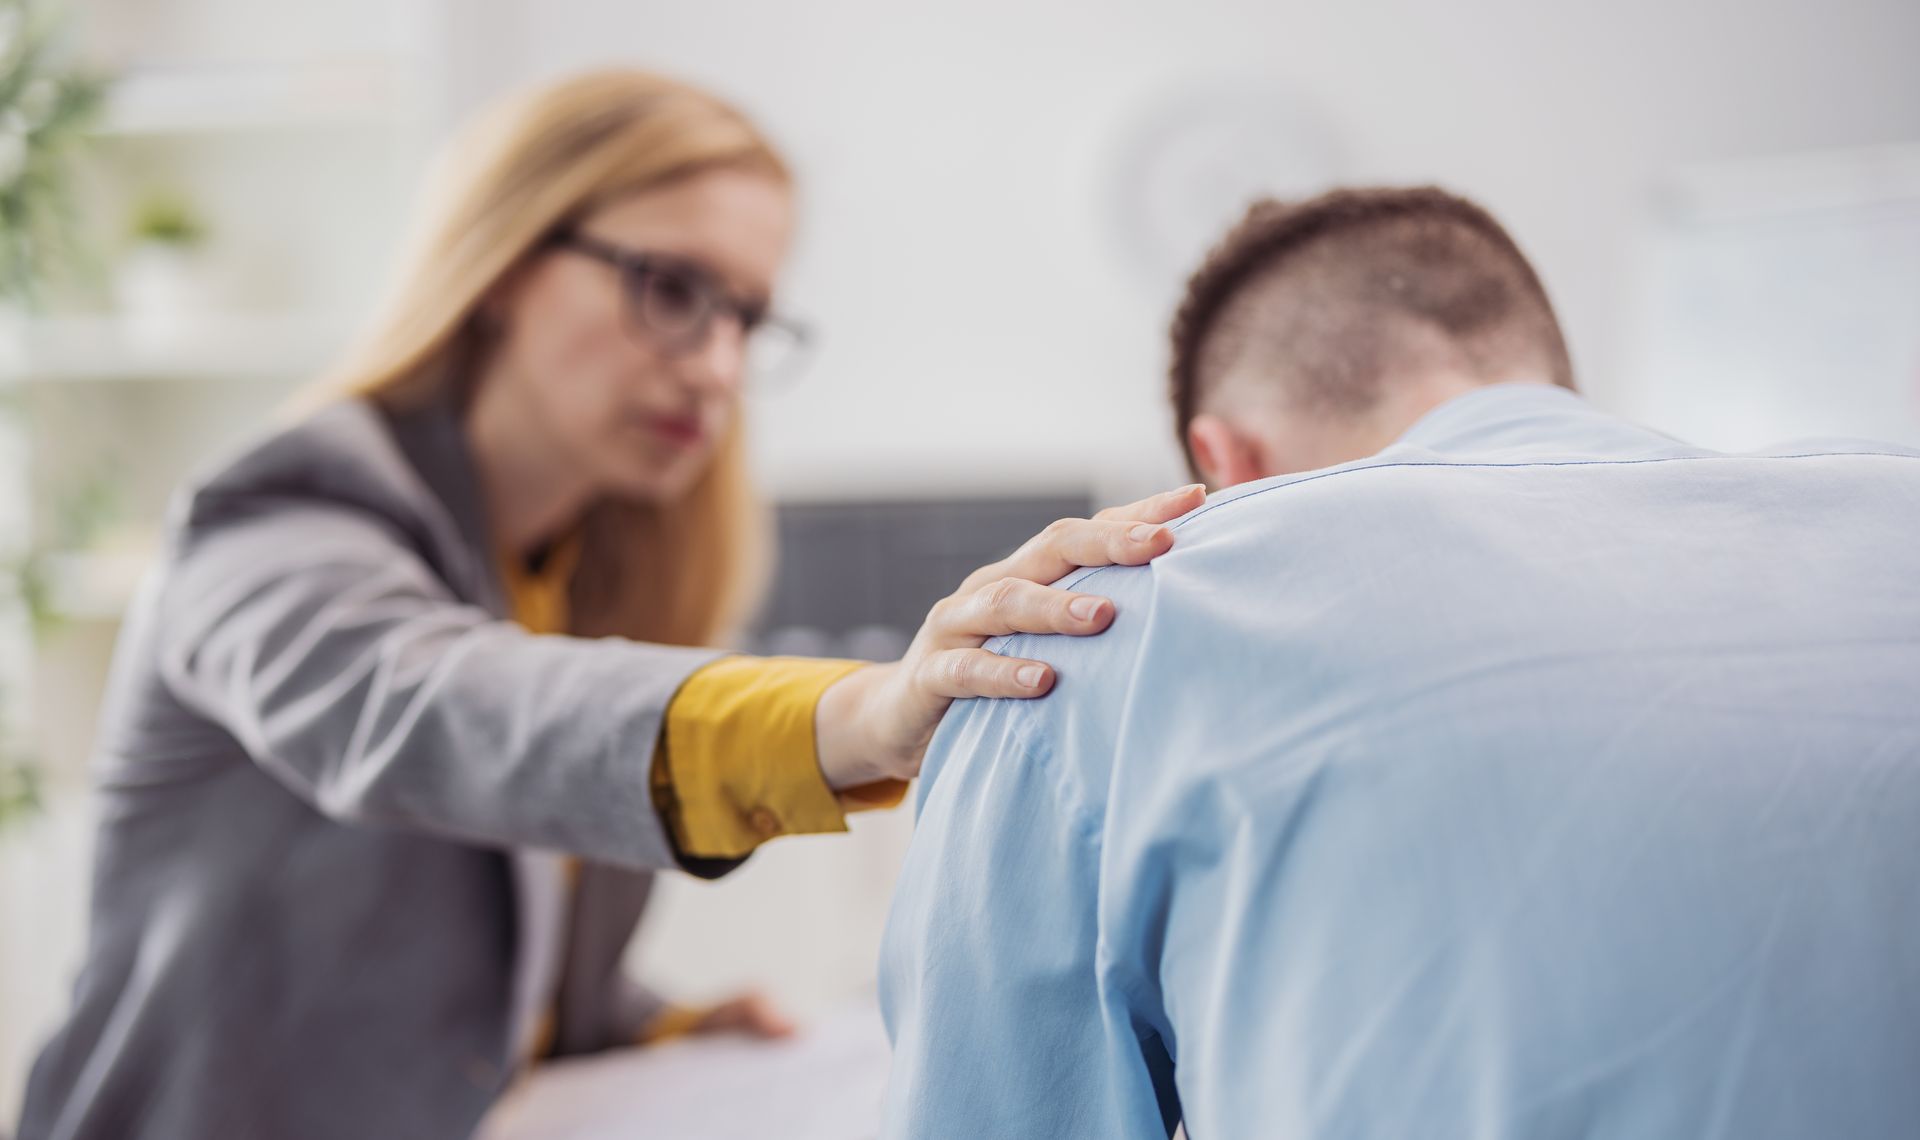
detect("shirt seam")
[1044,448,1920,602]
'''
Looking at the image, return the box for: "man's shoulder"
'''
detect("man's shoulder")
[971,463,1450,691]
[927,473,1409,808]
[930,423,1920,814]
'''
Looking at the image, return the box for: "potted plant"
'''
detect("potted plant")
[115,189,212,350]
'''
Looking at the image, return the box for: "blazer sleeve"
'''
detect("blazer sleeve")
[153,493,724,870]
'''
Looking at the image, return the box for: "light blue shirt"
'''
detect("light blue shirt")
[879,383,1920,1139]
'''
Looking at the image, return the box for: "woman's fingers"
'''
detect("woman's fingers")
[959,484,1207,594]
[932,577,1113,644]
[838,484,1212,782]
[1091,482,1207,524]
[962,518,1171,594]
[1009,516,1174,584]
[916,647,1057,699]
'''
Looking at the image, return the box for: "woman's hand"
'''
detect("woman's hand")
[686,991,795,1040]
[815,483,1207,789]
[638,990,797,1045]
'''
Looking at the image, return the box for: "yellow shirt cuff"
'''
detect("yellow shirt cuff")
[837,778,910,812]
[634,1003,707,1046]
[652,656,867,859]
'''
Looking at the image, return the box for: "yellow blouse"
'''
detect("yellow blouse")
[499,533,907,862]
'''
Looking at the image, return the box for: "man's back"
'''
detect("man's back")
[880,384,1920,1139]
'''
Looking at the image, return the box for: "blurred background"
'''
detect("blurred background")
[0,0,1916,1121]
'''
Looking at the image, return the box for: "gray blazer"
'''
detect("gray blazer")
[18,392,734,1140]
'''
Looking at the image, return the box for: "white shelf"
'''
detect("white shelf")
[39,549,155,622]
[96,60,416,137]
[0,313,350,384]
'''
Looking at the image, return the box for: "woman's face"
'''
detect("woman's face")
[485,166,795,503]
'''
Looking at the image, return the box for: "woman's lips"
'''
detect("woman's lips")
[639,412,706,448]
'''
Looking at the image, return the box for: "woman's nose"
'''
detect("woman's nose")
[681,318,749,394]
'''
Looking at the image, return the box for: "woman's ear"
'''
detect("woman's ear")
[1187,413,1276,489]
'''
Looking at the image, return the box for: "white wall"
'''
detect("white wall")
[469,0,1920,503]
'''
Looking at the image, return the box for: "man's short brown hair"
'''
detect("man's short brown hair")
[1168,186,1574,473]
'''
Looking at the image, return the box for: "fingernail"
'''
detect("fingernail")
[1015,664,1046,689]
[1069,595,1104,622]
[1184,483,1207,495]
[1130,524,1162,543]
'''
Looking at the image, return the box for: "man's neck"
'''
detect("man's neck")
[1270,370,1507,475]
[1358,369,1523,455]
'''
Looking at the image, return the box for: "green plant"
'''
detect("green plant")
[0,2,112,832]
[129,190,206,248]
[0,476,117,834]
[0,746,39,827]
[0,422,119,833]
[0,0,108,302]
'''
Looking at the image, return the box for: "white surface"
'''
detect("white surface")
[98,60,419,136]
[1105,78,1343,285]
[0,313,350,384]
[625,806,915,1027]
[38,549,156,621]
[1623,143,1920,450]
[487,0,1920,500]
[478,999,891,1140]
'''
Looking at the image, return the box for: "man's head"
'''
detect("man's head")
[1169,186,1575,486]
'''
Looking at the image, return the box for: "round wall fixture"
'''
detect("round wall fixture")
[1106,77,1343,289]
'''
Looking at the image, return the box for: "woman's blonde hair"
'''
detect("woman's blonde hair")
[321,69,784,646]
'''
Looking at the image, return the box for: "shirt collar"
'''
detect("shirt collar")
[1393,380,1587,454]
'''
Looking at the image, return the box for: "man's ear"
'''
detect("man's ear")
[1187,413,1275,489]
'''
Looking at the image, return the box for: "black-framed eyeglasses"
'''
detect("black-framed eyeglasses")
[549,230,814,389]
